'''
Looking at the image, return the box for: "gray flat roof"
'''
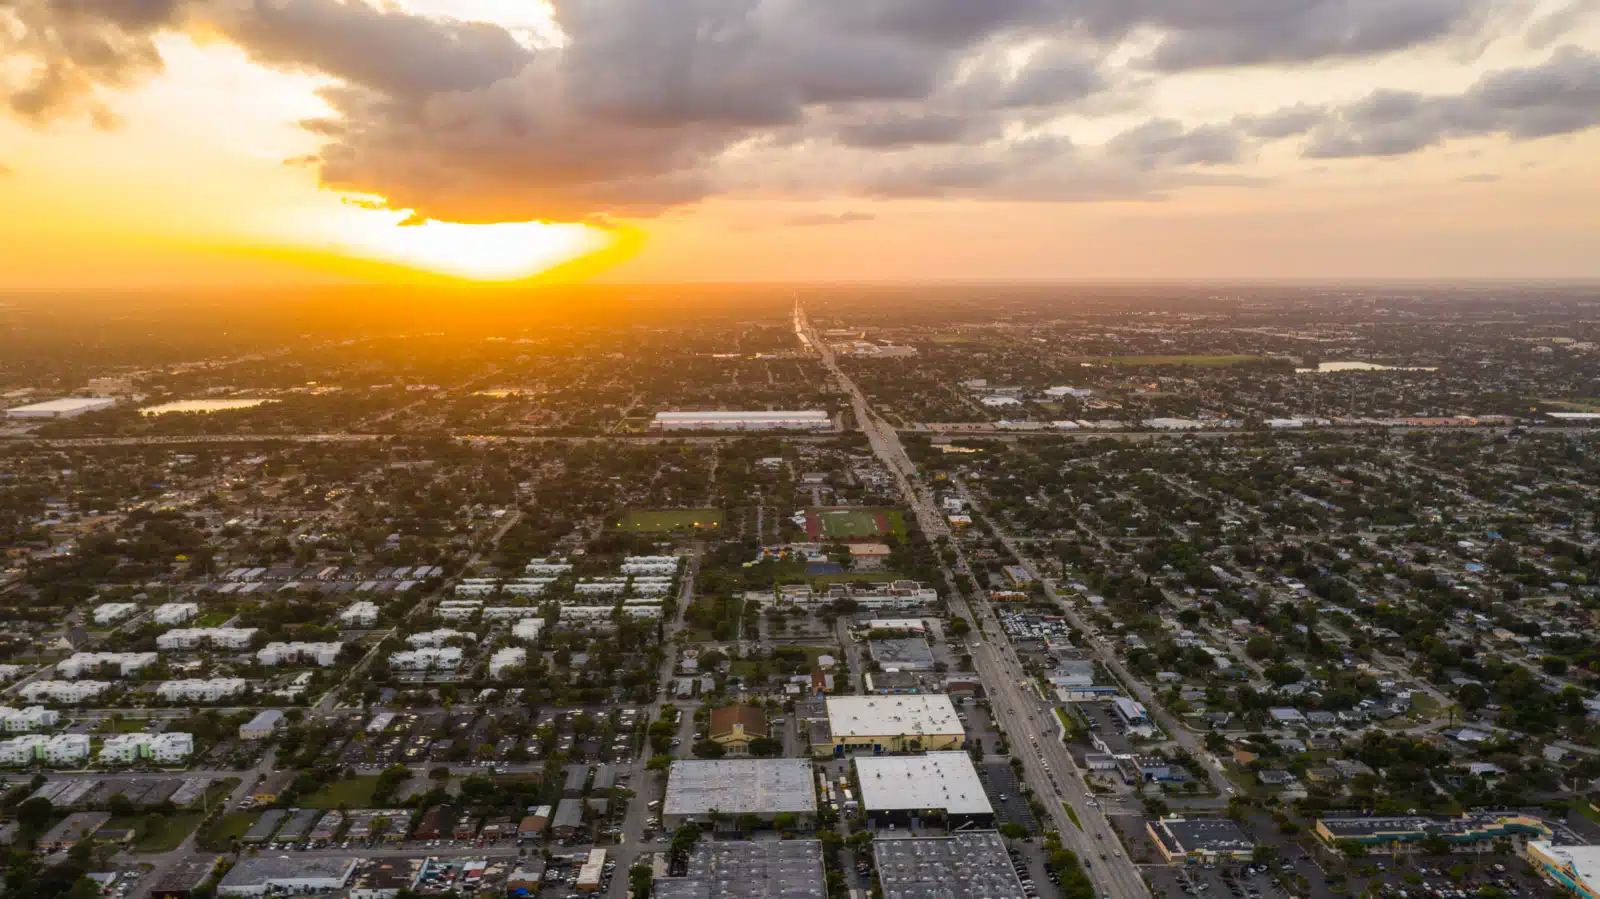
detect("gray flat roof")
[874,832,1028,899]
[654,840,826,899]
[855,753,994,816]
[1160,817,1256,852]
[869,639,936,670]
[665,759,817,817]
[219,855,356,888]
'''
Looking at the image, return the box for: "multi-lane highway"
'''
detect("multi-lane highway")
[798,301,1149,899]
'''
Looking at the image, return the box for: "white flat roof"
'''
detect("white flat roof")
[7,397,116,413]
[1533,842,1600,890]
[826,695,963,738]
[855,753,993,815]
[655,410,828,422]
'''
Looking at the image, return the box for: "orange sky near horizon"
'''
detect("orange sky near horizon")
[1,4,1597,287]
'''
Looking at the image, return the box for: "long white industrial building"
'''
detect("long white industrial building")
[653,410,831,431]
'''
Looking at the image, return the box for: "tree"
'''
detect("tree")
[646,754,674,771]
[773,812,797,831]
[1245,635,1274,661]
[748,737,783,758]
[691,739,725,759]
[17,795,54,831]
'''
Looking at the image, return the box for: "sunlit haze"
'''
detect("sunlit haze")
[0,0,1597,285]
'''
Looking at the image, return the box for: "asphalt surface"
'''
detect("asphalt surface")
[800,301,1150,899]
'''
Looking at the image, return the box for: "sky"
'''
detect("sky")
[0,0,1597,286]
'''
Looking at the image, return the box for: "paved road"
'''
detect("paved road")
[799,301,1149,899]
[605,543,703,898]
[958,483,1232,798]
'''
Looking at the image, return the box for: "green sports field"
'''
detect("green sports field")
[620,508,723,532]
[805,507,906,539]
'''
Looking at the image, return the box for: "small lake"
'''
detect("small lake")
[140,399,278,416]
[1296,361,1438,373]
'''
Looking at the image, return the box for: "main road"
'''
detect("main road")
[797,301,1149,899]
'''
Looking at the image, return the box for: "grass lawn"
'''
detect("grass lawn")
[199,811,257,850]
[805,571,907,587]
[108,813,205,852]
[302,775,380,809]
[195,612,233,627]
[1063,802,1083,831]
[619,508,723,532]
[730,645,837,679]
[1080,355,1262,367]
[1542,398,1600,413]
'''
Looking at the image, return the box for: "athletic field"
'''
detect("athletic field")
[620,509,722,532]
[804,507,906,540]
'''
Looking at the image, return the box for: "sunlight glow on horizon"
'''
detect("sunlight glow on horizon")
[301,208,613,282]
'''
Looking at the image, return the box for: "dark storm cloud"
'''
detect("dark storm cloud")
[1304,47,1600,158]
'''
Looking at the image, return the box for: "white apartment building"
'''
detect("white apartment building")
[99,732,194,764]
[438,600,483,621]
[406,629,473,647]
[513,618,545,642]
[0,735,45,766]
[502,579,553,597]
[19,680,111,704]
[152,602,200,625]
[156,627,259,650]
[0,706,60,732]
[0,664,25,682]
[575,578,628,596]
[631,578,674,595]
[488,647,527,678]
[388,647,463,671]
[483,607,544,621]
[622,556,681,575]
[92,602,141,625]
[157,678,248,702]
[524,560,573,576]
[256,642,342,667]
[339,601,381,627]
[57,652,159,679]
[453,583,496,597]
[0,734,91,766]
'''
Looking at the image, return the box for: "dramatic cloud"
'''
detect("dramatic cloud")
[213,0,533,97]
[0,0,195,121]
[0,0,1565,223]
[1304,47,1600,158]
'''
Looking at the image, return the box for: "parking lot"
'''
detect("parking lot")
[1144,850,1553,899]
[980,761,1038,832]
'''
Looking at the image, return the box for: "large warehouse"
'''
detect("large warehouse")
[5,397,117,419]
[824,695,965,755]
[663,759,817,830]
[874,833,1028,899]
[653,410,832,431]
[854,753,994,827]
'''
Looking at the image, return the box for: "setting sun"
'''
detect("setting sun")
[325,211,614,282]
